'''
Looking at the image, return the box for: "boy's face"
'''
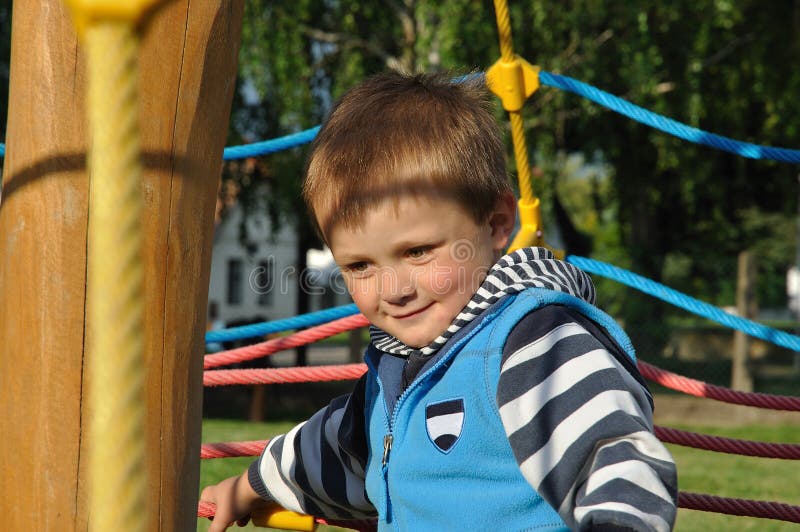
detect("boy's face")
[327,194,515,348]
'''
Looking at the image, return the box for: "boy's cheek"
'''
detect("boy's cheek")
[347,278,376,307]
[427,264,474,296]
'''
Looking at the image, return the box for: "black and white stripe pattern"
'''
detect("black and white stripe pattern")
[370,247,595,357]
[249,377,376,519]
[497,307,677,530]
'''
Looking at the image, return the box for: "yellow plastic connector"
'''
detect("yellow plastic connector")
[486,55,541,112]
[64,0,167,36]
[508,196,543,252]
[252,503,318,531]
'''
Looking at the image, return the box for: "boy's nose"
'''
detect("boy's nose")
[383,289,415,306]
[380,268,415,304]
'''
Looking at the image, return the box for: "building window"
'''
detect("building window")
[227,258,243,305]
[256,258,275,306]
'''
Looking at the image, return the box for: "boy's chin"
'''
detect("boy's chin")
[392,332,436,349]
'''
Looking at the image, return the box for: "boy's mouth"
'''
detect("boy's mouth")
[393,303,433,319]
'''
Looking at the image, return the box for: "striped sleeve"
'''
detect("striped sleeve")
[248,374,376,520]
[497,305,678,531]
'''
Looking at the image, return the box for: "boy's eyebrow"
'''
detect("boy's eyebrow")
[393,235,444,251]
[389,238,445,254]
[335,239,444,264]
[333,251,371,265]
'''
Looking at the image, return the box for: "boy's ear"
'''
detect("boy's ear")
[489,191,517,252]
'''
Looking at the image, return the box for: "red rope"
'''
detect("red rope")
[679,491,800,523]
[638,361,800,411]
[198,320,800,526]
[197,501,377,531]
[198,427,800,461]
[655,426,800,459]
[204,314,370,369]
[197,500,217,519]
[204,363,368,387]
[201,440,268,459]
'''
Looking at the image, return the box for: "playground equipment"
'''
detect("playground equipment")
[0,0,798,530]
[0,1,243,530]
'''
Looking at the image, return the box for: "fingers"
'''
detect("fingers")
[201,473,260,532]
[207,516,230,532]
[207,511,237,532]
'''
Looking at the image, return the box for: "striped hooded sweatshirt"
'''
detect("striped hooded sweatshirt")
[248,247,678,531]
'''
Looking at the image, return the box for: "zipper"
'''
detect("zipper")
[382,434,394,466]
[369,364,394,522]
[371,296,512,524]
[376,326,478,522]
[381,433,393,519]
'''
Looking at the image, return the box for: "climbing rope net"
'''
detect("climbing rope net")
[198,266,800,528]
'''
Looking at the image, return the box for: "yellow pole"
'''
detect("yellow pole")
[84,21,147,532]
[64,1,165,530]
[493,0,532,202]
[487,0,545,251]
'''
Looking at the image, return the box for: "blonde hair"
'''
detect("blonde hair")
[303,71,511,240]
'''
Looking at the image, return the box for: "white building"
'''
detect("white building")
[207,204,298,326]
[207,203,350,328]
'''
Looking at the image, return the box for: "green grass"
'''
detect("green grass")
[666,423,800,531]
[199,419,800,531]
[199,419,350,532]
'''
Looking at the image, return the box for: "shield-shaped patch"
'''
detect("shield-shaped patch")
[425,398,465,453]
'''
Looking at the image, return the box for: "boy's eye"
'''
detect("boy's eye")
[346,261,370,273]
[407,247,428,259]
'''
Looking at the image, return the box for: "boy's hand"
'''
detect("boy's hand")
[201,471,262,531]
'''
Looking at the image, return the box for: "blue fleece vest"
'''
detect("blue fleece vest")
[362,288,636,531]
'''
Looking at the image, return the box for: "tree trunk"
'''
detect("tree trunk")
[731,250,756,392]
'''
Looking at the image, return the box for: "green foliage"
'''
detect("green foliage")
[0,0,11,141]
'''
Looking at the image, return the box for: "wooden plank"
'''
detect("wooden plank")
[0,1,243,529]
[138,2,244,530]
[0,2,89,529]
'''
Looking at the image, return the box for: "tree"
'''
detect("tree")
[505,0,799,350]
[0,0,12,142]
[230,1,800,355]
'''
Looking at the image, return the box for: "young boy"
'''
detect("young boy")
[202,72,678,531]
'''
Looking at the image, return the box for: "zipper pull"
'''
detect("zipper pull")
[381,433,394,521]
[382,434,393,466]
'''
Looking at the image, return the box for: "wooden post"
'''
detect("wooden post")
[731,251,756,392]
[0,1,243,530]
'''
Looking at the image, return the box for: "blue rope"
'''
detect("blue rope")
[205,303,360,343]
[539,71,800,164]
[4,73,798,163]
[0,127,320,160]
[566,255,800,352]
[222,126,320,160]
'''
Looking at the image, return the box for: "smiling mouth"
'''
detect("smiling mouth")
[393,303,433,319]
